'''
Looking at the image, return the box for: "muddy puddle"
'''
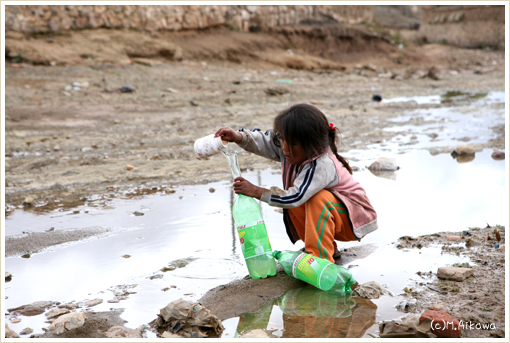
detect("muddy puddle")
[4,143,506,337]
[4,87,507,338]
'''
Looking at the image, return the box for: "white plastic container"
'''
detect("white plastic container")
[194,134,228,159]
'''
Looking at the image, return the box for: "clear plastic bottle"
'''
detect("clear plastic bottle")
[223,150,277,279]
[272,250,356,296]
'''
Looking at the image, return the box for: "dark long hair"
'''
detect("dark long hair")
[272,103,353,174]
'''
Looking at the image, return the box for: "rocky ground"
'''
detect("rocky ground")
[386,224,506,338]
[3,24,506,338]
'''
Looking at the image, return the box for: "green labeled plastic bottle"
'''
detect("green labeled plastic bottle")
[273,250,356,296]
[278,287,356,318]
[223,150,277,279]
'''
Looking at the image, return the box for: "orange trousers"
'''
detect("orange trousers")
[287,190,356,263]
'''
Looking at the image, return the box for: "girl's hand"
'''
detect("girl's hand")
[233,177,262,199]
[214,127,242,143]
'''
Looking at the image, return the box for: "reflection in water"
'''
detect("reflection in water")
[368,169,397,180]
[235,287,377,338]
[451,152,476,163]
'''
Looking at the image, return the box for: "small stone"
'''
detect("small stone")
[420,310,460,338]
[453,145,475,155]
[126,165,135,170]
[446,235,461,241]
[19,305,45,316]
[30,301,54,309]
[209,187,215,193]
[368,158,399,171]
[53,145,61,151]
[5,272,12,280]
[309,99,324,105]
[491,150,505,160]
[85,299,103,307]
[122,255,131,258]
[10,318,21,324]
[19,327,33,335]
[133,211,144,216]
[164,187,176,194]
[23,196,35,206]
[426,66,441,80]
[437,266,473,281]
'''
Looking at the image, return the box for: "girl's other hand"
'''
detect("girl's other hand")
[214,127,242,143]
[233,177,262,199]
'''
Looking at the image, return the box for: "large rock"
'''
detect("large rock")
[437,266,473,281]
[419,310,461,338]
[48,312,86,334]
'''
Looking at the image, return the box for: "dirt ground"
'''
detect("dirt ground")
[3,24,506,338]
[392,225,506,338]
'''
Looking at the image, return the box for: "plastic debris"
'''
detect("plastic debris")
[446,235,461,241]
[372,94,382,102]
[275,79,293,84]
[119,86,135,93]
[150,298,224,338]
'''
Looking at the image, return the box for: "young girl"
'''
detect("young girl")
[215,103,377,263]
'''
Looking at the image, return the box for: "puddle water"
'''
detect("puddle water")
[384,90,504,105]
[349,91,505,160]
[4,146,506,337]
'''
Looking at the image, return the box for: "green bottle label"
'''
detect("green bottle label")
[292,252,332,289]
[236,220,272,259]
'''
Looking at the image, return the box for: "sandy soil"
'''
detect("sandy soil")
[3,25,506,338]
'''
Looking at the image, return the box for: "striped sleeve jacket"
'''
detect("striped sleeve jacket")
[237,127,378,241]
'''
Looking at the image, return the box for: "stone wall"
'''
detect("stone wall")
[4,5,374,34]
[420,5,505,49]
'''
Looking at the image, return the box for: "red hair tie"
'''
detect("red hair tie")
[329,122,335,130]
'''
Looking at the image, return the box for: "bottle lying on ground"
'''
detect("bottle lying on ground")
[224,150,277,279]
[272,250,356,296]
